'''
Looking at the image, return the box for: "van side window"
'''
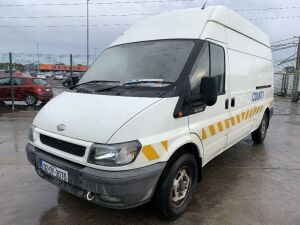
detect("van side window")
[189,42,209,96]
[210,43,225,93]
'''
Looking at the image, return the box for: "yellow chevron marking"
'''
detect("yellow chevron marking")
[231,116,236,126]
[241,112,245,120]
[254,107,257,115]
[249,109,253,118]
[260,105,263,112]
[209,125,216,136]
[245,110,249,120]
[236,114,241,123]
[161,140,168,152]
[142,145,160,161]
[224,119,230,128]
[201,128,207,140]
[217,121,224,132]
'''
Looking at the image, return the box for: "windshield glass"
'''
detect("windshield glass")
[79,40,195,87]
[33,78,47,85]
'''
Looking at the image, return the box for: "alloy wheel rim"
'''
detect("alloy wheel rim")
[171,167,191,207]
[26,95,35,104]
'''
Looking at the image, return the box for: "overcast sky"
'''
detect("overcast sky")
[0,0,299,67]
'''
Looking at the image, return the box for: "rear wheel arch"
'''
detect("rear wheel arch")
[264,107,271,128]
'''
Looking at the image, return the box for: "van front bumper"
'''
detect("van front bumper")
[26,143,166,209]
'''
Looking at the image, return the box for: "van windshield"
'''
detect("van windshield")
[79,40,195,87]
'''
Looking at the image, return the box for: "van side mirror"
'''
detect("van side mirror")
[185,76,218,107]
[200,76,218,106]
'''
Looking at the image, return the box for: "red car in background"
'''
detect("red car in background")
[0,77,53,106]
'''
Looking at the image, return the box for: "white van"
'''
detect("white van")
[26,6,274,220]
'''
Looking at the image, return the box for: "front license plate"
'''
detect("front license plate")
[39,160,68,182]
[45,89,51,92]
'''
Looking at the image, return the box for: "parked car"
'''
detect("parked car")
[62,72,84,87]
[37,73,46,80]
[44,72,53,78]
[26,6,274,220]
[53,74,64,80]
[21,72,32,77]
[0,77,53,106]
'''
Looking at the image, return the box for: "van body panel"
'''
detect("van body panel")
[110,8,214,47]
[200,21,227,43]
[33,92,161,143]
[111,6,270,49]
[227,8,270,47]
[226,28,272,60]
[107,97,202,167]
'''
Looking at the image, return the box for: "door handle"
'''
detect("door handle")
[225,99,229,109]
[231,98,235,107]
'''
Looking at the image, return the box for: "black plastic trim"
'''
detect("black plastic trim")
[256,85,272,89]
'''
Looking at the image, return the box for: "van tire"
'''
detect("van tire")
[251,113,268,143]
[153,153,197,221]
[25,94,38,106]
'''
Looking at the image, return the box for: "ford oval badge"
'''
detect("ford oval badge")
[57,124,66,131]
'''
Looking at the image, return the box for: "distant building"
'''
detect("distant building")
[39,64,87,72]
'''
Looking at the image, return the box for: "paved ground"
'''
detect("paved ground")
[0,97,300,225]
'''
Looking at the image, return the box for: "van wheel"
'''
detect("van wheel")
[153,153,197,221]
[25,94,37,106]
[251,113,268,143]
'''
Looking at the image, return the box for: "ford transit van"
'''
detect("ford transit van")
[26,5,274,220]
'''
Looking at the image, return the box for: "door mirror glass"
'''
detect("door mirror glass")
[185,76,218,106]
[200,76,218,106]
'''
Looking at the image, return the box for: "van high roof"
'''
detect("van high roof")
[111,5,270,48]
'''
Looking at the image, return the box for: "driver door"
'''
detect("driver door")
[188,41,230,164]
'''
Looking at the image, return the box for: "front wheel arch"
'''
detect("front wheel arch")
[158,143,203,188]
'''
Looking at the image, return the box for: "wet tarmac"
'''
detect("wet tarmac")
[0,98,300,225]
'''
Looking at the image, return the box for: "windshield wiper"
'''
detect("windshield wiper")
[123,80,173,86]
[95,84,142,93]
[70,80,121,89]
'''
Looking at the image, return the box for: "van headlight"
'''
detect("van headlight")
[88,141,141,166]
[28,125,35,142]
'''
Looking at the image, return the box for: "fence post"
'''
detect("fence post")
[9,52,15,111]
[70,54,73,86]
[284,73,290,97]
[281,73,286,96]
[291,72,299,102]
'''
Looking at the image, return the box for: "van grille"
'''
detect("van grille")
[40,134,86,157]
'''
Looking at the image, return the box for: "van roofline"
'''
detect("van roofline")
[110,5,270,48]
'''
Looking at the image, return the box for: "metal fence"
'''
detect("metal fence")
[274,72,300,97]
